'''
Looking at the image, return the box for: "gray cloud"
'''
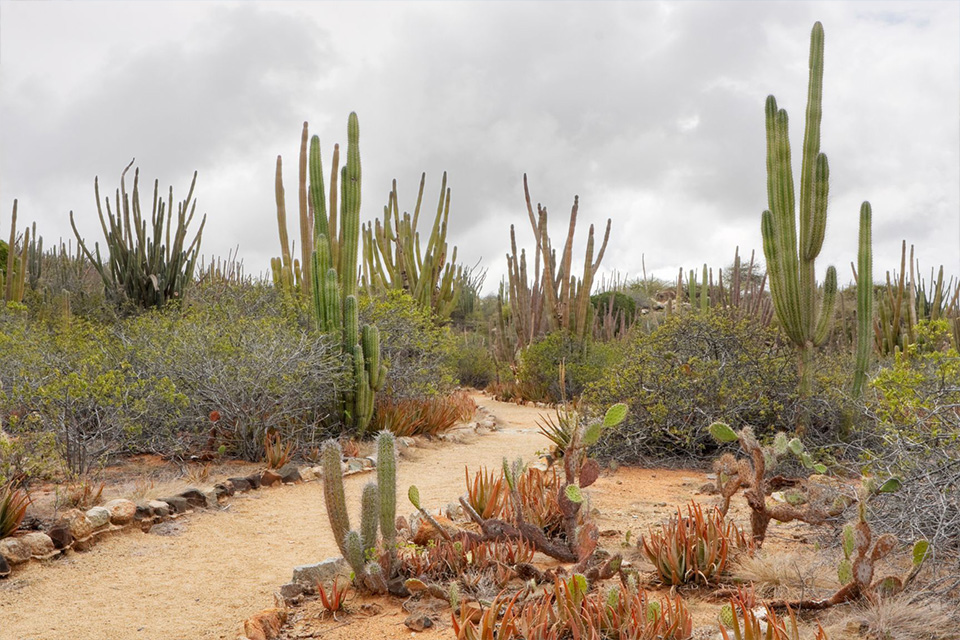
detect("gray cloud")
[1,1,957,291]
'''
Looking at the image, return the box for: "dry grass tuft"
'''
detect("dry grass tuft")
[729,550,835,599]
[825,593,959,640]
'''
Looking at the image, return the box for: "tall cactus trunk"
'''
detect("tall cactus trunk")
[760,21,840,405]
[853,202,873,397]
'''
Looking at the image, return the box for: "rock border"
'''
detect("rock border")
[0,455,381,580]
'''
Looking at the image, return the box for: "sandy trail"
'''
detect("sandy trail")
[0,395,549,640]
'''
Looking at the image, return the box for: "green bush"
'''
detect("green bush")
[0,312,186,476]
[361,290,457,399]
[516,331,622,403]
[854,319,960,549]
[448,330,497,389]
[586,311,799,462]
[118,306,345,460]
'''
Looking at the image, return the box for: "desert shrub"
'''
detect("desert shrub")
[517,331,622,403]
[449,330,497,389]
[852,319,960,549]
[117,306,345,460]
[0,312,186,476]
[360,289,457,399]
[586,310,799,463]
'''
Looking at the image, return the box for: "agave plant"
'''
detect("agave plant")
[263,431,294,469]
[641,501,743,585]
[0,481,30,539]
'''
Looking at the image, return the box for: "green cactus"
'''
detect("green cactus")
[70,160,206,310]
[2,200,28,304]
[377,431,397,554]
[343,529,366,577]
[853,202,873,396]
[278,114,386,435]
[760,21,838,398]
[321,440,351,559]
[360,482,380,555]
[361,172,469,321]
[320,431,398,593]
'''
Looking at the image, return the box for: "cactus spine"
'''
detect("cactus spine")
[761,22,838,397]
[853,202,873,396]
[320,431,398,593]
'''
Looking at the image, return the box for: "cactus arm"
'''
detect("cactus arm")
[360,482,380,555]
[328,143,340,271]
[321,440,351,558]
[298,122,313,299]
[813,265,838,346]
[799,22,825,262]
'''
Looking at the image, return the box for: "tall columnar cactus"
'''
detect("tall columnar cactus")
[853,202,873,397]
[504,175,611,349]
[2,200,28,304]
[361,172,468,321]
[320,432,398,593]
[761,22,838,396]
[278,114,386,435]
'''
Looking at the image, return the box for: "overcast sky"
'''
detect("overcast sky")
[2,1,958,295]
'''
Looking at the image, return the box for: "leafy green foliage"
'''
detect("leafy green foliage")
[517,331,621,403]
[0,313,187,475]
[361,290,456,399]
[588,311,799,462]
[118,306,345,459]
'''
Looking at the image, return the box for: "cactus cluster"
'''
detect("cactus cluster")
[69,160,206,310]
[361,172,467,321]
[275,114,387,434]
[321,431,397,593]
[502,174,612,351]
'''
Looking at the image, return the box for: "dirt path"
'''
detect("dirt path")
[0,395,551,640]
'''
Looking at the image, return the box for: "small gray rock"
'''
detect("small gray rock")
[227,477,251,492]
[160,496,189,514]
[85,506,111,529]
[147,500,171,518]
[278,463,302,483]
[291,557,347,586]
[0,553,9,578]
